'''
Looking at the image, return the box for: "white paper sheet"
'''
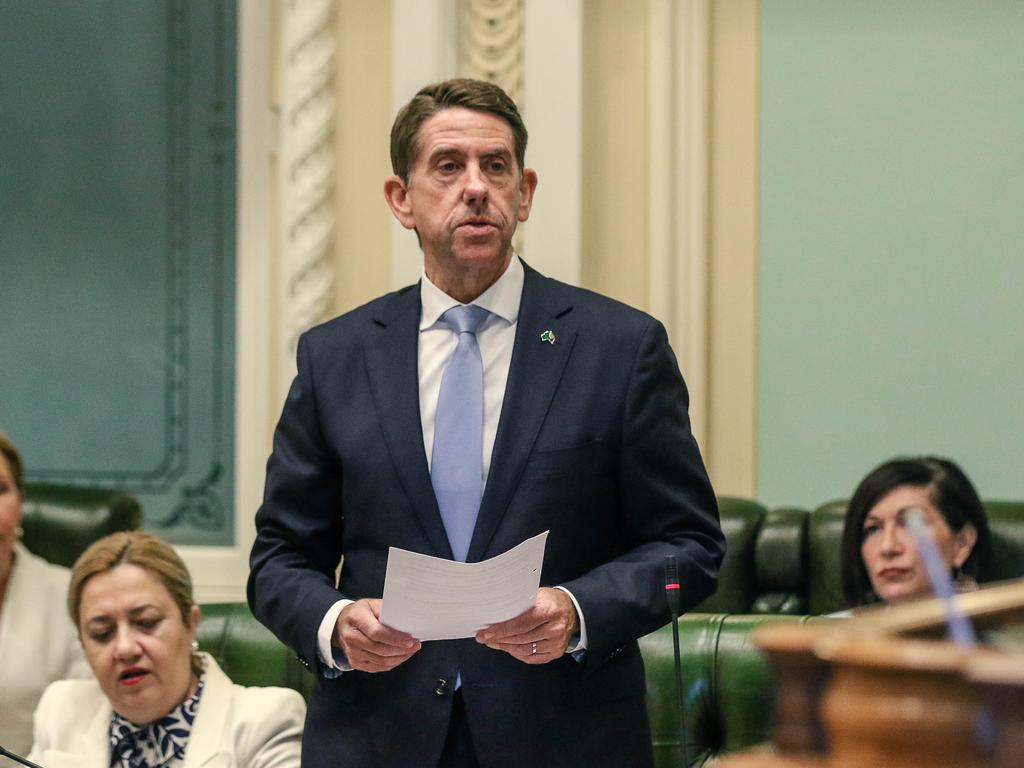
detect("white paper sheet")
[379,530,548,641]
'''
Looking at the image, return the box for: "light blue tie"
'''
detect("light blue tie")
[431,304,490,562]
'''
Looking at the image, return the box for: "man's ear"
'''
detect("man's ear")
[384,175,416,229]
[517,168,538,223]
[952,523,978,569]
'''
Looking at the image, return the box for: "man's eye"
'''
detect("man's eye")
[487,160,506,173]
[438,161,459,173]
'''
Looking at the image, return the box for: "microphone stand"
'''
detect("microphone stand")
[0,744,45,768]
[664,555,690,768]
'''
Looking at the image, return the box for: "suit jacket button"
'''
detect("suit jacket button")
[435,677,449,696]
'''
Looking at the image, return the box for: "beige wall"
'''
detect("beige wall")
[708,0,758,496]
[579,0,758,495]
[580,0,650,309]
[332,1,393,315]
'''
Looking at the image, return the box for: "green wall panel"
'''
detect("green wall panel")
[0,1,237,545]
[759,1,1024,507]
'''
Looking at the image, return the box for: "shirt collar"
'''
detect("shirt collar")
[419,254,524,330]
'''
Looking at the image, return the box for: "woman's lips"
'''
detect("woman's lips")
[119,668,150,686]
[877,567,911,580]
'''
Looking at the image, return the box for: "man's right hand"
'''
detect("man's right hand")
[334,598,421,673]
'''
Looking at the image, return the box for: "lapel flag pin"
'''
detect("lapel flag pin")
[540,329,556,345]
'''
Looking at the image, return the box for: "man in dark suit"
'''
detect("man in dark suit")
[249,78,724,767]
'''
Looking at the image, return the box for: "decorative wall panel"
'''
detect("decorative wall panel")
[459,0,525,107]
[0,0,237,545]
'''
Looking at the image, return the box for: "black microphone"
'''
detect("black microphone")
[664,555,689,768]
[0,744,45,768]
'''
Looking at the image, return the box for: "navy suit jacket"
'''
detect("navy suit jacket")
[248,262,724,767]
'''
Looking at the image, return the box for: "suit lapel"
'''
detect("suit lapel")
[363,285,454,558]
[183,656,231,768]
[468,265,575,561]
[67,694,111,768]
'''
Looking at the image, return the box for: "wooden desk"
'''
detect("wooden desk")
[720,580,1024,768]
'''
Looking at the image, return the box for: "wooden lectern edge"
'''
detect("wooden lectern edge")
[752,578,1024,670]
[966,646,1024,686]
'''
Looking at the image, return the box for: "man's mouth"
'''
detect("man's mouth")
[119,668,150,686]
[457,219,497,231]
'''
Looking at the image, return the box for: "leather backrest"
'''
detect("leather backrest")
[806,502,848,615]
[640,612,821,767]
[984,501,1024,582]
[695,498,764,613]
[697,498,808,615]
[21,483,143,568]
[197,602,314,699]
[752,506,808,614]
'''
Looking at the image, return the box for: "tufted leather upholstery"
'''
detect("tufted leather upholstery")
[194,601,816,767]
[695,498,811,615]
[21,483,143,567]
[641,613,823,767]
[198,602,316,700]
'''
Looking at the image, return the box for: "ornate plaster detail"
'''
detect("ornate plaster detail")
[279,0,336,374]
[459,0,525,107]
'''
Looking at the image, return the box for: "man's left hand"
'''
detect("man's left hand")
[475,587,580,664]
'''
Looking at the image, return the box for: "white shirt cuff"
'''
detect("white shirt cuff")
[317,598,355,675]
[553,586,588,653]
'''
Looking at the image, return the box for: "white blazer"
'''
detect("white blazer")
[28,653,305,768]
[0,543,89,756]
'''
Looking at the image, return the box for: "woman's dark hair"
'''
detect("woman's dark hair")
[840,456,991,607]
[0,430,25,495]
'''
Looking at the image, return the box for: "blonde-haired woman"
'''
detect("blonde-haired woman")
[30,531,305,768]
[0,430,89,755]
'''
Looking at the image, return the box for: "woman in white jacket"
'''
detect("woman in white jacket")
[0,431,89,756]
[29,531,305,768]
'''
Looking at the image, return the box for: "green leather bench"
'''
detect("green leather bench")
[21,483,144,567]
[703,497,1024,616]
[198,602,814,767]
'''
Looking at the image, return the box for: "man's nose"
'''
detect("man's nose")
[462,163,489,206]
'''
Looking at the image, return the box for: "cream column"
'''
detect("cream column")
[708,0,759,497]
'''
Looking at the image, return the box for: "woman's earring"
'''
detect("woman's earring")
[191,640,199,652]
[14,526,23,539]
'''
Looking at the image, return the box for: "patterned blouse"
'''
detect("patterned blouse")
[108,675,205,768]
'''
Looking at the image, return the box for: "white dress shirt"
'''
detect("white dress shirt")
[317,257,586,671]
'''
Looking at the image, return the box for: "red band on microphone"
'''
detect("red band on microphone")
[664,583,680,590]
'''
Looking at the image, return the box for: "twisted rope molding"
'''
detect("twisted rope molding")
[280,0,336,371]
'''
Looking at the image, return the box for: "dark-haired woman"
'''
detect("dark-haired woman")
[840,456,990,608]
